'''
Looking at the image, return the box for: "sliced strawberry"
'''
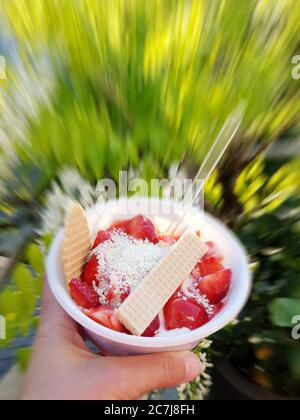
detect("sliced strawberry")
[81,254,99,287]
[110,313,129,333]
[69,279,99,309]
[119,289,130,303]
[105,285,120,304]
[84,307,112,328]
[209,302,224,319]
[197,269,232,304]
[193,257,224,278]
[128,215,159,243]
[204,241,223,261]
[110,219,132,234]
[142,316,160,337]
[84,307,127,333]
[92,230,110,250]
[164,296,209,330]
[109,215,159,243]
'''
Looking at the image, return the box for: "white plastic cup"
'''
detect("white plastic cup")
[46,197,252,356]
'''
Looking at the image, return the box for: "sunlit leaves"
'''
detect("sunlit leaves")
[0,241,44,347]
[234,158,267,214]
[233,156,300,217]
[25,244,44,276]
[1,0,300,181]
[204,171,223,210]
[12,265,34,294]
[16,347,32,372]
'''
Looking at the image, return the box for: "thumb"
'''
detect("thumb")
[105,351,202,400]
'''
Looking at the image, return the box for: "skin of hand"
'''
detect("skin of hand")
[20,280,203,400]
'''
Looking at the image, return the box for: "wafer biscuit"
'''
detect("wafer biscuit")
[63,202,90,284]
[116,230,208,335]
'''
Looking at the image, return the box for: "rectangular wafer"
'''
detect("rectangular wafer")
[63,202,91,284]
[116,230,208,336]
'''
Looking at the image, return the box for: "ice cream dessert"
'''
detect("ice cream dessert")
[67,214,232,337]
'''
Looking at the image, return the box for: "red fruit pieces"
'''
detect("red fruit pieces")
[92,230,110,250]
[197,269,232,304]
[193,257,224,278]
[84,307,127,333]
[164,296,209,330]
[69,279,99,309]
[81,254,99,287]
[128,215,159,243]
[110,215,159,243]
[106,285,117,304]
[142,316,160,337]
[119,289,130,303]
[209,302,224,319]
[110,219,132,234]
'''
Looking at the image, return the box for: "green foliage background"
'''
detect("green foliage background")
[0,0,299,397]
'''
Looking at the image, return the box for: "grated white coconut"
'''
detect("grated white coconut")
[92,230,170,305]
[91,229,215,321]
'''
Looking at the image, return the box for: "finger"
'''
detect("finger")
[39,278,88,349]
[104,351,202,400]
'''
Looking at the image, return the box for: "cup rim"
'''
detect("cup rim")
[46,197,252,349]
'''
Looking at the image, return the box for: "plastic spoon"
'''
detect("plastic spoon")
[165,104,245,236]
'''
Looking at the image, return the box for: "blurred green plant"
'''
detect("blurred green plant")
[213,192,300,397]
[1,0,300,183]
[0,243,43,350]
